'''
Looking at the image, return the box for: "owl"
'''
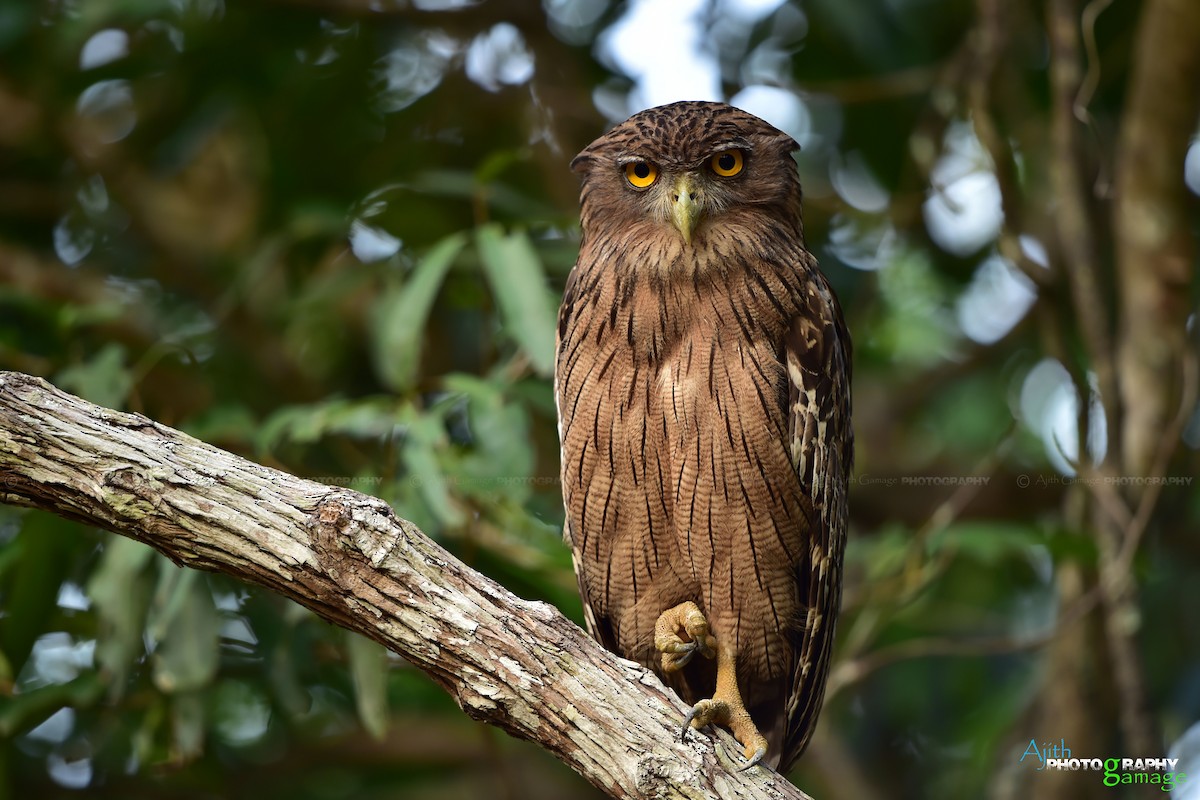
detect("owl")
[555,101,852,772]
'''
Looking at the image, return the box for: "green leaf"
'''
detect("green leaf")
[346,631,389,740]
[170,690,207,762]
[401,408,465,528]
[149,568,220,693]
[213,680,271,747]
[442,373,534,498]
[180,403,260,444]
[267,636,310,720]
[371,233,467,392]
[256,396,403,452]
[0,3,35,52]
[927,521,1046,565]
[87,537,156,695]
[475,224,558,376]
[0,513,75,678]
[847,524,912,582]
[53,342,132,410]
[872,246,959,367]
[0,674,104,738]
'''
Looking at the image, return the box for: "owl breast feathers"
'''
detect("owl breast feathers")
[555,100,852,772]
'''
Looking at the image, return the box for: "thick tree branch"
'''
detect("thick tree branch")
[0,371,813,800]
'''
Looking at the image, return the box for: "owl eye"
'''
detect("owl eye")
[710,149,744,177]
[624,161,659,189]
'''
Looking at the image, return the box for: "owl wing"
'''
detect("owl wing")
[554,268,622,655]
[780,273,853,770]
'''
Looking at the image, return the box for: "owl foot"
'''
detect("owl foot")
[681,638,768,768]
[654,602,717,671]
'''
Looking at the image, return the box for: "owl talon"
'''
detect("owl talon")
[679,640,770,768]
[654,601,717,673]
[739,744,767,771]
[682,697,729,737]
[661,640,699,670]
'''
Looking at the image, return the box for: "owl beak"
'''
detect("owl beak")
[670,175,702,245]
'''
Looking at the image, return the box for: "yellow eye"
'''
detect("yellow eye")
[624,161,658,189]
[710,149,744,177]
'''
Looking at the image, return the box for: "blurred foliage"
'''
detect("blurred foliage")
[0,1,1198,799]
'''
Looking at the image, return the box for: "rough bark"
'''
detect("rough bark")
[0,371,813,800]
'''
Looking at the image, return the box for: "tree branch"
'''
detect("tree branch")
[1047,0,1120,464]
[1047,0,1162,758]
[0,371,813,800]
[1113,0,1200,480]
[1103,0,1200,758]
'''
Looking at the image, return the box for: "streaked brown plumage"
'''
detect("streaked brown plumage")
[555,101,852,772]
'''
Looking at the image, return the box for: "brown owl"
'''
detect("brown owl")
[555,100,852,772]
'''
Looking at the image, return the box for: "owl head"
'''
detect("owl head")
[571,101,803,249]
